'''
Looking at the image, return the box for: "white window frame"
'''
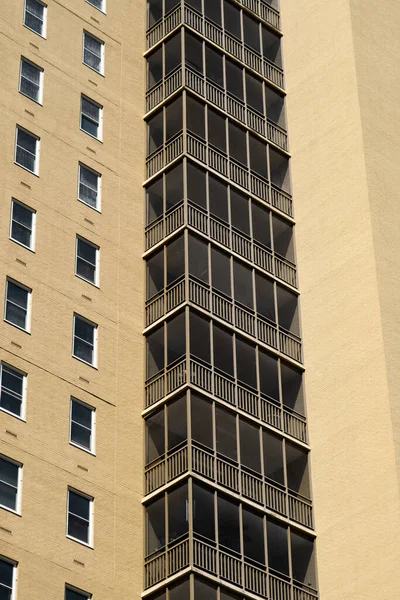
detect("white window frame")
[4,278,32,333]
[80,95,103,141]
[0,455,22,515]
[82,31,105,75]
[69,397,96,455]
[85,0,105,13]
[9,199,36,252]
[19,57,43,104]
[23,0,47,38]
[0,556,17,600]
[77,163,101,211]
[65,584,92,600]
[0,362,27,421]
[66,488,94,547]
[75,236,99,286]
[72,313,98,368]
[14,126,40,175]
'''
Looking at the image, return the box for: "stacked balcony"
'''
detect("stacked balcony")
[143,3,318,600]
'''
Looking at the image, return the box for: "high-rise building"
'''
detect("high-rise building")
[1,1,399,600]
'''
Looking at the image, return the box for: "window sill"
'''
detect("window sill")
[10,237,35,253]
[19,90,43,106]
[77,197,101,213]
[0,407,25,422]
[80,127,103,144]
[23,23,46,39]
[85,0,106,14]
[72,355,98,370]
[82,62,105,77]
[14,161,39,178]
[66,534,93,549]
[69,441,96,456]
[4,319,31,335]
[75,273,99,288]
[0,504,21,517]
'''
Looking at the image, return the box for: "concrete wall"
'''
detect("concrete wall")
[0,0,145,597]
[280,0,400,597]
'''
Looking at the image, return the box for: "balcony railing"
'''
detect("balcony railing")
[145,199,297,288]
[145,357,307,444]
[144,441,313,530]
[146,132,293,219]
[144,535,318,600]
[232,0,280,31]
[146,64,288,152]
[146,4,284,91]
[145,275,301,363]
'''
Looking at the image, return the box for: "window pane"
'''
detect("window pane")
[79,166,99,208]
[65,588,89,600]
[18,129,36,154]
[146,410,165,463]
[25,0,44,34]
[7,282,28,308]
[71,400,92,429]
[267,520,289,575]
[167,396,187,450]
[70,422,91,450]
[235,338,256,388]
[188,235,208,283]
[167,312,186,365]
[191,393,213,450]
[20,60,41,101]
[213,324,233,376]
[194,577,217,600]
[147,496,165,553]
[168,484,188,542]
[243,507,265,564]
[69,491,90,519]
[77,239,96,265]
[218,495,240,552]
[216,405,237,461]
[193,482,215,541]
[0,559,13,588]
[263,430,284,484]
[13,201,33,228]
[190,312,210,363]
[68,513,89,542]
[75,317,94,344]
[240,419,261,473]
[0,366,23,416]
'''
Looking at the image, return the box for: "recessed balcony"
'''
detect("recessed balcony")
[146,3,284,91]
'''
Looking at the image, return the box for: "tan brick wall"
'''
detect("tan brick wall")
[0,0,145,597]
[280,0,400,597]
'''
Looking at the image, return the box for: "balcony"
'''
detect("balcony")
[146,64,288,152]
[144,440,313,531]
[145,275,301,365]
[145,356,307,444]
[144,534,318,600]
[146,4,284,90]
[145,199,297,288]
[146,131,293,218]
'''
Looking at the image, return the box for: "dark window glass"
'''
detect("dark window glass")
[226,60,243,101]
[0,457,19,511]
[147,326,164,378]
[240,418,261,473]
[249,135,268,178]
[208,109,226,151]
[167,312,186,365]
[166,96,182,141]
[168,484,188,542]
[11,201,34,248]
[213,324,233,376]
[233,260,253,309]
[230,189,249,235]
[246,72,263,113]
[146,409,165,463]
[252,202,271,248]
[187,163,207,209]
[167,396,187,450]
[277,285,299,335]
[236,337,256,388]
[147,49,163,88]
[194,578,217,600]
[70,399,93,451]
[193,482,215,540]
[291,532,316,587]
[229,122,247,165]
[76,238,97,284]
[258,350,279,401]
[166,235,185,284]
[191,393,213,450]
[255,273,275,322]
[211,248,231,296]
[147,177,163,223]
[166,163,183,211]
[243,507,265,564]
[209,175,229,222]
[147,249,164,300]
[243,13,260,53]
[204,0,221,25]
[190,312,211,363]
[267,519,289,575]
[205,46,224,87]
[73,316,95,365]
[189,235,209,283]
[170,579,191,600]
[187,95,205,139]
[148,110,163,154]
[280,363,304,415]
[0,559,14,593]
[185,32,203,74]
[65,587,90,600]
[165,33,181,75]
[218,496,240,552]
[224,1,241,39]
[286,442,310,497]
[216,405,237,461]
[148,0,162,27]
[67,491,91,544]
[0,364,24,417]
[272,215,294,262]
[147,495,165,553]
[263,430,284,484]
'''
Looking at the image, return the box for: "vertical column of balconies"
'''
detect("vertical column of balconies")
[143,2,318,600]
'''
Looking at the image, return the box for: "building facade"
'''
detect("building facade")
[1,0,400,599]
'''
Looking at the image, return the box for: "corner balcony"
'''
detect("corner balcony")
[146,64,288,152]
[144,356,308,444]
[145,274,301,364]
[146,131,293,218]
[145,199,297,288]
[144,534,318,600]
[144,440,313,531]
[146,3,284,91]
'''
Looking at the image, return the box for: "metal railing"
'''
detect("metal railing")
[144,535,318,599]
[146,4,284,91]
[146,132,293,218]
[145,274,301,362]
[146,64,288,152]
[145,357,307,444]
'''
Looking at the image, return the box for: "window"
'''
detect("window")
[65,585,92,600]
[19,58,43,103]
[10,199,35,250]
[0,457,21,513]
[0,557,16,600]
[83,32,104,74]
[15,126,39,174]
[67,489,93,545]
[75,237,99,285]
[24,0,46,36]
[86,0,104,12]
[70,398,95,453]
[0,363,25,418]
[80,96,102,139]
[73,314,97,366]
[78,164,101,209]
[4,279,31,332]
